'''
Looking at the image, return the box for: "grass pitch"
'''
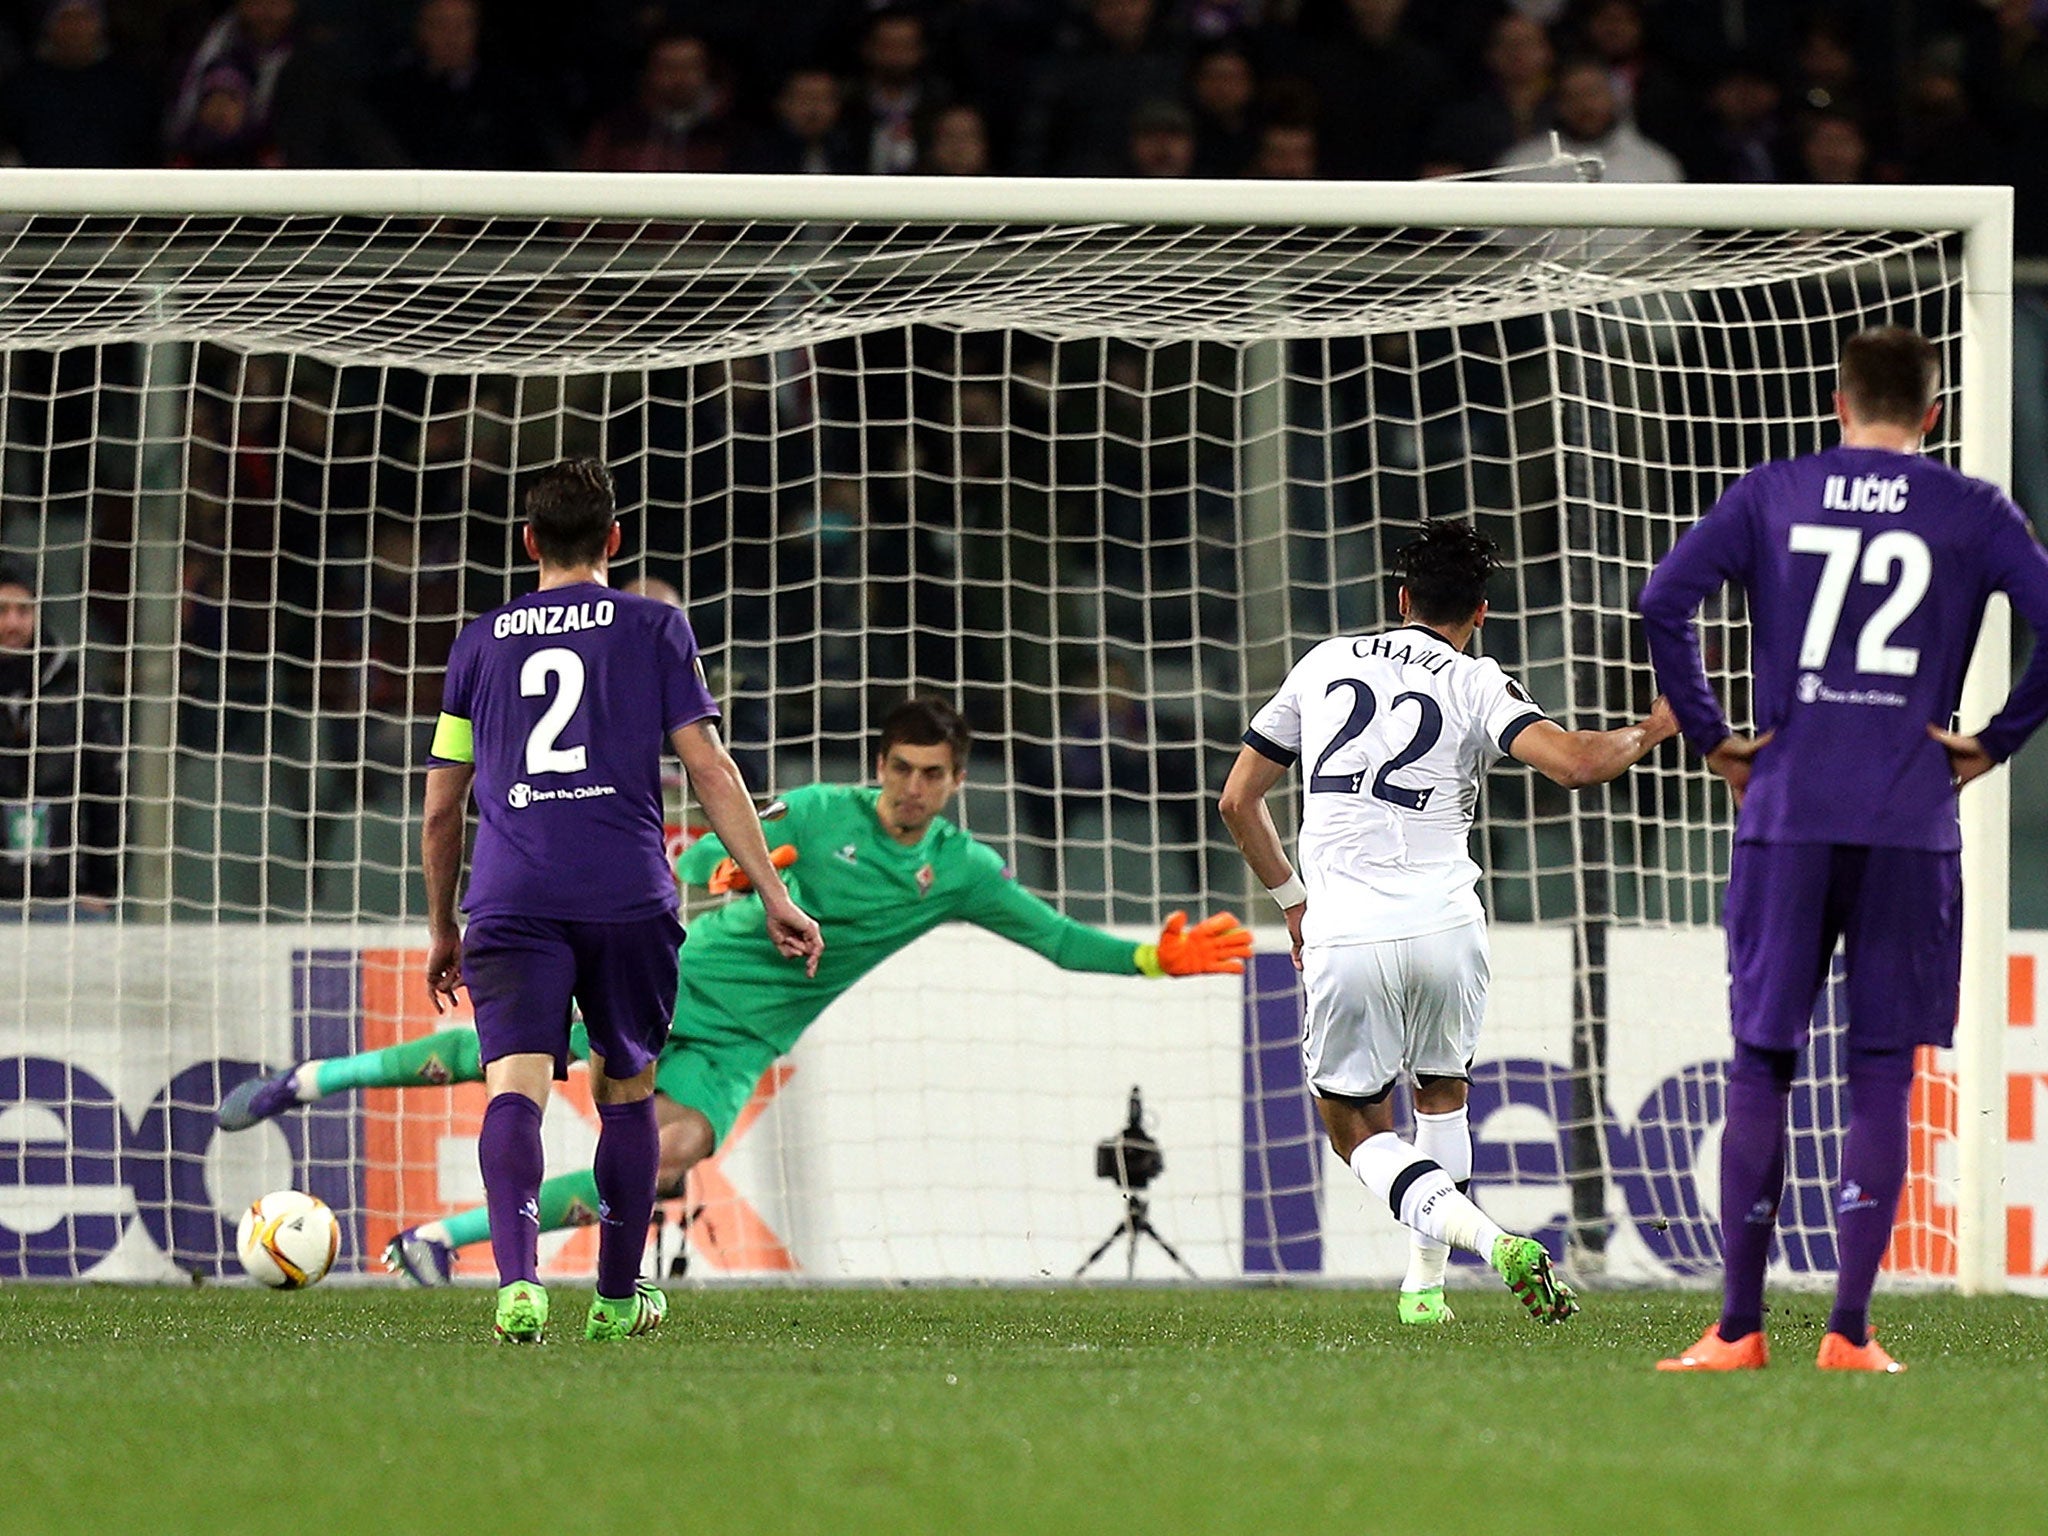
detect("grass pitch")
[2,1285,2044,1536]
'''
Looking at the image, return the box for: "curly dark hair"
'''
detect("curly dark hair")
[1395,519,1500,625]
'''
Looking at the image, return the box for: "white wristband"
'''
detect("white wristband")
[1266,873,1307,911]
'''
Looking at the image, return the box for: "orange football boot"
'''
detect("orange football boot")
[1655,1325,1769,1371]
[1816,1331,1906,1373]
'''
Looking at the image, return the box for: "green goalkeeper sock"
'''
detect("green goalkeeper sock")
[435,1168,605,1252]
[312,1027,482,1097]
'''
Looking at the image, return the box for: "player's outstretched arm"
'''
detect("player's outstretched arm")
[1509,698,1679,790]
[421,763,474,1012]
[1219,744,1306,971]
[672,721,823,976]
[949,837,1246,980]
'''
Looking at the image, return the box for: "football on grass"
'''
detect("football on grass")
[236,1190,340,1289]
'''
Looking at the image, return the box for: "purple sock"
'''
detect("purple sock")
[1827,1047,1915,1347]
[1718,1043,1795,1342]
[478,1092,545,1287]
[593,1096,660,1302]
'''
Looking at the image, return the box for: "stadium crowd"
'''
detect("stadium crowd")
[0,0,2043,244]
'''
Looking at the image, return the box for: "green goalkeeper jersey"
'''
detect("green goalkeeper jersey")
[672,782,1144,1052]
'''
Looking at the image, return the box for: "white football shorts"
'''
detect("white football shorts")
[1300,920,1489,1100]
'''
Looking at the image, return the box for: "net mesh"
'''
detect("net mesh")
[0,204,1972,1285]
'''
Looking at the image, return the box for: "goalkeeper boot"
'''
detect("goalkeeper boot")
[1397,1287,1456,1327]
[585,1281,667,1342]
[1490,1234,1579,1323]
[1656,1325,1769,1371]
[493,1281,548,1345]
[383,1227,454,1288]
[1816,1331,1906,1373]
[217,1066,306,1131]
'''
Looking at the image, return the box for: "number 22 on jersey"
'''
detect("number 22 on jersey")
[1787,524,1931,677]
[1308,679,1443,807]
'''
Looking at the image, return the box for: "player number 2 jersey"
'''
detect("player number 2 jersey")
[431,582,719,921]
[1245,625,1546,946]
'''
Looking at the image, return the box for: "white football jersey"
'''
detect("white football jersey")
[1245,624,1547,946]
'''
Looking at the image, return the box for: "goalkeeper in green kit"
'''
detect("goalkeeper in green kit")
[217,696,1253,1284]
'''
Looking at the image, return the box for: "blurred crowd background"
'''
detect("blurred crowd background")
[1,0,2045,244]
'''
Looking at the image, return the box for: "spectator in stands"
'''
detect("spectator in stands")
[1019,652,1200,849]
[311,514,461,789]
[1423,11,1553,175]
[843,8,946,176]
[1969,0,2048,252]
[166,0,401,168]
[1898,41,2002,188]
[1019,0,1185,176]
[1684,53,1787,183]
[920,101,992,175]
[1785,12,1888,167]
[1499,55,1681,181]
[1186,39,1258,177]
[0,560,123,918]
[1973,0,2048,126]
[1790,14,1867,121]
[1797,109,1875,185]
[1295,0,1447,181]
[744,66,859,174]
[1251,118,1320,178]
[580,32,735,174]
[1126,97,1196,177]
[374,0,555,170]
[1182,0,1264,41]
[1570,0,1686,152]
[3,0,157,167]
[166,62,281,167]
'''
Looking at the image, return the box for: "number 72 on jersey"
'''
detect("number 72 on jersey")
[1787,524,1930,678]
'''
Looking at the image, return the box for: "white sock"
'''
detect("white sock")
[291,1062,325,1102]
[1350,1131,1504,1261]
[414,1220,450,1246]
[1403,1107,1474,1291]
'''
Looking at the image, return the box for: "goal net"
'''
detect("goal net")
[0,172,2012,1292]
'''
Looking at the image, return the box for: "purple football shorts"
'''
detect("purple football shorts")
[1723,841,1961,1054]
[461,910,684,1080]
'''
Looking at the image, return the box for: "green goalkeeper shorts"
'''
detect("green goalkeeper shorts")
[568,1019,781,1150]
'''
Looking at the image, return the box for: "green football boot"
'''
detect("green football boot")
[1491,1235,1579,1323]
[585,1281,668,1342]
[1398,1287,1456,1327]
[493,1281,549,1344]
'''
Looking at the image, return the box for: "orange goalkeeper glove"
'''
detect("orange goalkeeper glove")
[707,844,799,895]
[1136,910,1253,977]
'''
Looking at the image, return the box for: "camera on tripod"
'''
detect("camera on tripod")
[1095,1086,1165,1192]
[1077,1084,1193,1278]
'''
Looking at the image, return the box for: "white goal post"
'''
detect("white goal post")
[0,170,2014,1292]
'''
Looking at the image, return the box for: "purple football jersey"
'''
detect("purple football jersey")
[432,582,718,919]
[1639,445,2048,849]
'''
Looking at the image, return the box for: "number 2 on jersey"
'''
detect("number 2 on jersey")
[521,646,588,774]
[1787,524,1930,677]
[1308,679,1443,807]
